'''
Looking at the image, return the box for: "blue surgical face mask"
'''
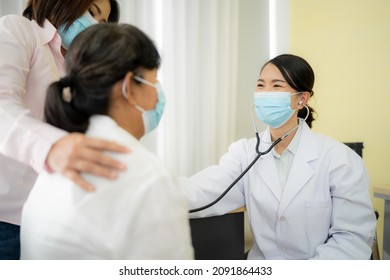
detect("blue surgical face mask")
[254,91,301,128]
[121,76,166,134]
[57,11,98,50]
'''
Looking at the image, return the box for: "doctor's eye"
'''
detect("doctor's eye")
[88,9,95,17]
[256,83,264,88]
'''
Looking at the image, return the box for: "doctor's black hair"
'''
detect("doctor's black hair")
[44,23,161,133]
[23,0,120,28]
[262,54,316,128]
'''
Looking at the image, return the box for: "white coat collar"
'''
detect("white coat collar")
[278,123,318,216]
[255,122,319,209]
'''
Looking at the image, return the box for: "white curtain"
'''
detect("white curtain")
[160,0,239,176]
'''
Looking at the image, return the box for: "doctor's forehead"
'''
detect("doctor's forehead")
[258,64,285,82]
[260,63,282,76]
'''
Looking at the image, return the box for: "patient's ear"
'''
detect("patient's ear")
[122,72,137,104]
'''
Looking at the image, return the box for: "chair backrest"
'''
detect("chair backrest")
[189,212,245,260]
[343,142,364,158]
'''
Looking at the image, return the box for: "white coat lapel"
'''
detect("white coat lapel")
[255,128,282,202]
[278,124,318,216]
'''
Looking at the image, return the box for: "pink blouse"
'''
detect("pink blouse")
[0,15,67,225]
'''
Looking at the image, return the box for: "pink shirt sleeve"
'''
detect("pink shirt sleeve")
[0,15,67,173]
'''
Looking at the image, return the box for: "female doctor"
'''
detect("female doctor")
[181,54,376,259]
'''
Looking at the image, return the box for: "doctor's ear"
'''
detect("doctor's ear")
[298,92,310,108]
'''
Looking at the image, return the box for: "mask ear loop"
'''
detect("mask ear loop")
[134,104,146,113]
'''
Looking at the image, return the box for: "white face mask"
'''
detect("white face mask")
[122,76,166,134]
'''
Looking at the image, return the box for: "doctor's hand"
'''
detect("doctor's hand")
[46,133,129,191]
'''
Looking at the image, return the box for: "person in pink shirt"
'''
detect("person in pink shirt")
[0,0,126,259]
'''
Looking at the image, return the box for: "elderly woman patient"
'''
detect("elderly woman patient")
[20,23,194,260]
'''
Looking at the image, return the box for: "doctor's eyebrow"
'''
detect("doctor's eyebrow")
[257,79,287,84]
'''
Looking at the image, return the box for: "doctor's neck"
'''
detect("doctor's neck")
[270,117,299,153]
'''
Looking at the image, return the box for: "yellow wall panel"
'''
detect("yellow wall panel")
[290,0,390,258]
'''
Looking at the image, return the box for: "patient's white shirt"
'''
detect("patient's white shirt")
[20,115,194,259]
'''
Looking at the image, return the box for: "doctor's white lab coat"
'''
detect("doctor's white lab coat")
[180,122,376,259]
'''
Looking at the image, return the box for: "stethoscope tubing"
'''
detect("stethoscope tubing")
[188,133,281,213]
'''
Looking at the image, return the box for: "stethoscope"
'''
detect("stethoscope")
[189,104,310,213]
